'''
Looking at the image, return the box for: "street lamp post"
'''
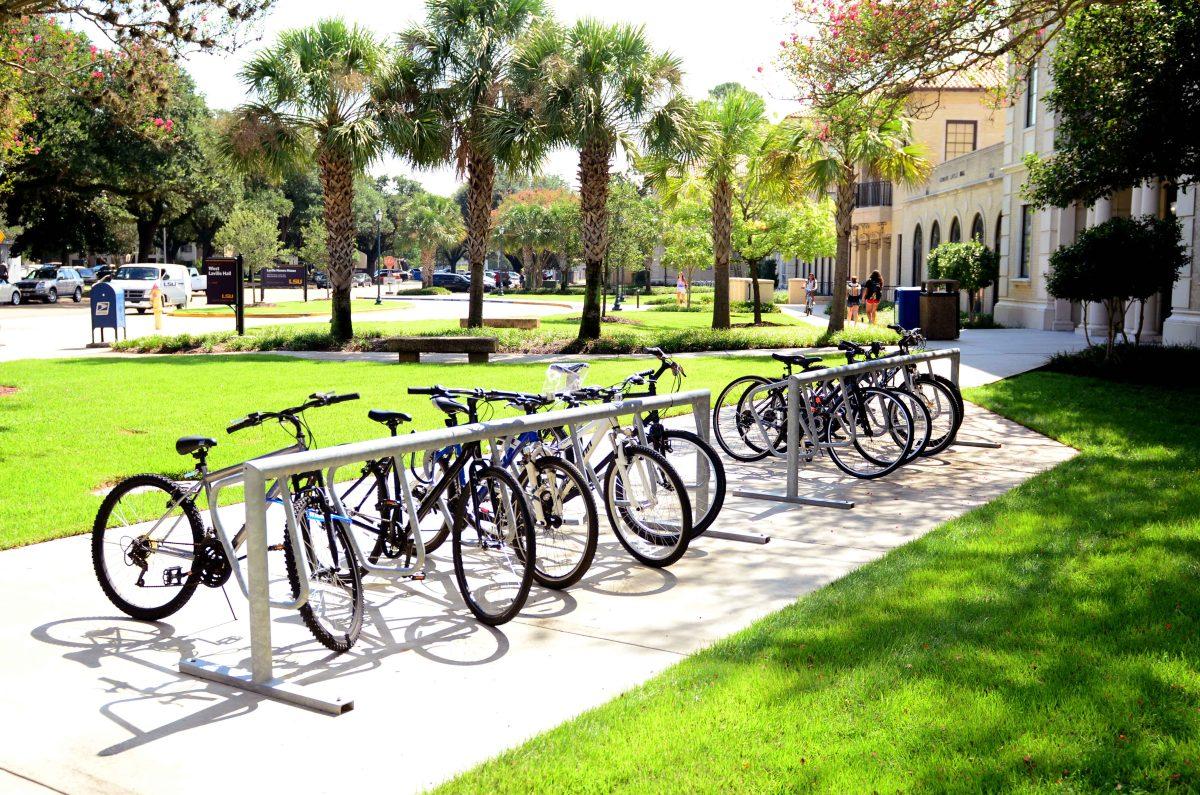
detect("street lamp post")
[496,226,506,296]
[374,208,383,306]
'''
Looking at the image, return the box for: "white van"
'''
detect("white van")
[109,263,193,313]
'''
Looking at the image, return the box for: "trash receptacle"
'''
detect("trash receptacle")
[920,279,960,340]
[894,287,921,330]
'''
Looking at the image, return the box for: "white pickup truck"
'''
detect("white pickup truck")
[189,266,207,294]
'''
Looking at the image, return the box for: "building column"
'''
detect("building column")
[1076,197,1112,339]
[1163,182,1200,345]
[1124,183,1164,341]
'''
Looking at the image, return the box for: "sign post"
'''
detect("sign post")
[205,255,245,336]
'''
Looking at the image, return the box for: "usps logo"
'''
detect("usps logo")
[95,301,110,316]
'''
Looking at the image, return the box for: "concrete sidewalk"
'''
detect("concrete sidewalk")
[0,402,1075,794]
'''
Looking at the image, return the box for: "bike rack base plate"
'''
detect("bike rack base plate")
[732,489,855,510]
[702,528,771,544]
[180,657,354,716]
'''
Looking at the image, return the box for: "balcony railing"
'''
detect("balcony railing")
[854,180,893,208]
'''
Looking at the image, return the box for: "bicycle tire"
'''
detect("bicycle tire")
[888,387,933,461]
[713,375,783,462]
[603,443,692,568]
[520,455,598,589]
[284,489,364,653]
[913,374,962,456]
[91,473,204,621]
[654,429,726,539]
[823,392,912,479]
[452,465,536,626]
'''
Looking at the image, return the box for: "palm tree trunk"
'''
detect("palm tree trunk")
[465,149,495,328]
[577,141,611,341]
[827,175,854,334]
[711,179,733,330]
[421,247,436,287]
[320,150,356,342]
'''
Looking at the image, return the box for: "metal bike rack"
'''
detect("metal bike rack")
[733,348,997,509]
[180,389,727,714]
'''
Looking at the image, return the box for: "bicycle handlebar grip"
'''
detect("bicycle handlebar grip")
[645,346,665,358]
[328,392,359,405]
[407,386,440,395]
[226,415,258,434]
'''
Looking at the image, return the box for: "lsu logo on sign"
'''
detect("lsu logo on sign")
[95,301,110,316]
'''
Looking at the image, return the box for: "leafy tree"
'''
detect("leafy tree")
[214,202,284,301]
[509,18,692,339]
[298,216,329,273]
[766,95,930,333]
[926,240,1000,323]
[395,192,463,286]
[1023,0,1200,207]
[733,199,835,325]
[605,175,662,295]
[660,191,711,308]
[1048,215,1187,354]
[228,19,388,341]
[385,0,548,328]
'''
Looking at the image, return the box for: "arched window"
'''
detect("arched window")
[929,221,941,253]
[971,213,985,243]
[912,224,923,286]
[949,217,961,243]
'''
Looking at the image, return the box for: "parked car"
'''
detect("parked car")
[311,270,330,289]
[410,267,422,281]
[92,264,117,282]
[352,272,373,287]
[431,271,471,292]
[108,263,192,312]
[189,266,207,293]
[0,278,20,305]
[74,267,98,285]
[15,265,85,303]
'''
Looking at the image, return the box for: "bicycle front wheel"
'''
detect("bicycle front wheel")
[713,375,784,462]
[453,465,536,626]
[285,489,364,653]
[604,444,692,568]
[520,455,598,589]
[823,391,912,479]
[92,473,204,620]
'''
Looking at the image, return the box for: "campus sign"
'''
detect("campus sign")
[261,265,306,289]
[205,257,241,305]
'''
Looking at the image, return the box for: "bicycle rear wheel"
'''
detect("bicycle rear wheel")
[823,391,912,479]
[604,444,692,568]
[653,429,726,539]
[285,488,364,653]
[452,465,536,626]
[713,375,785,462]
[92,473,204,620]
[913,374,963,455]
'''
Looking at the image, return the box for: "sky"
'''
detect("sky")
[181,0,802,196]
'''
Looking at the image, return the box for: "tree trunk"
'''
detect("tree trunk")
[711,179,733,330]
[577,141,611,341]
[319,150,356,342]
[420,247,436,287]
[1136,299,1145,345]
[521,245,534,290]
[136,209,162,262]
[750,259,763,326]
[827,175,854,334]
[1082,303,1092,347]
[464,150,495,328]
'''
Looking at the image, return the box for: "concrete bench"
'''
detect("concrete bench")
[457,317,540,330]
[378,335,497,364]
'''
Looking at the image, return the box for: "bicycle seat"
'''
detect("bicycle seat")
[433,397,469,416]
[772,352,823,369]
[367,409,412,429]
[176,436,217,456]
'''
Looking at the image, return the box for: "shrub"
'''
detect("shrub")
[406,286,452,296]
[1044,343,1200,388]
[731,300,778,314]
[926,241,1000,324]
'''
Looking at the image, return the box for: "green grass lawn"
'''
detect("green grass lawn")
[435,370,1200,793]
[0,353,791,549]
[179,299,407,317]
[115,305,897,355]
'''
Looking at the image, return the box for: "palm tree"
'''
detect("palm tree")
[767,95,930,333]
[381,0,548,329]
[646,85,766,330]
[509,19,693,340]
[396,192,464,286]
[226,19,387,342]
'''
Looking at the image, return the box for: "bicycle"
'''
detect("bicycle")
[91,393,365,653]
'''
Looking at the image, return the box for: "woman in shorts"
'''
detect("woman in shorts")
[864,270,883,325]
[846,277,862,323]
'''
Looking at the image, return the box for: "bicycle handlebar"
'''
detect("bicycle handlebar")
[225,392,358,435]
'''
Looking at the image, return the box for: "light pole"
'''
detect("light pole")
[374,208,383,305]
[496,226,506,296]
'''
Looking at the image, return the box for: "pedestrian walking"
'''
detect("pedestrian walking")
[846,276,862,323]
[864,269,883,325]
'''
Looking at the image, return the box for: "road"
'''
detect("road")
[0,286,574,362]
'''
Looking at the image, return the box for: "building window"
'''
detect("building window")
[949,217,961,243]
[944,121,977,160]
[1019,205,1033,278]
[912,225,923,285]
[1024,65,1038,128]
[971,213,985,243]
[929,220,941,253]
[994,213,1003,251]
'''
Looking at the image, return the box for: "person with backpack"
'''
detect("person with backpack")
[864,270,883,325]
[846,276,862,323]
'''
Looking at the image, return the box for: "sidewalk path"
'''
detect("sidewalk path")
[0,402,1075,794]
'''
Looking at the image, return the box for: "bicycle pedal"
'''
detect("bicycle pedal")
[267,543,285,552]
[409,572,426,582]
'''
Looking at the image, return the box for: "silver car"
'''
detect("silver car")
[15,265,84,303]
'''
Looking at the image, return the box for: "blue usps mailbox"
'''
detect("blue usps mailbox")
[90,282,126,344]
